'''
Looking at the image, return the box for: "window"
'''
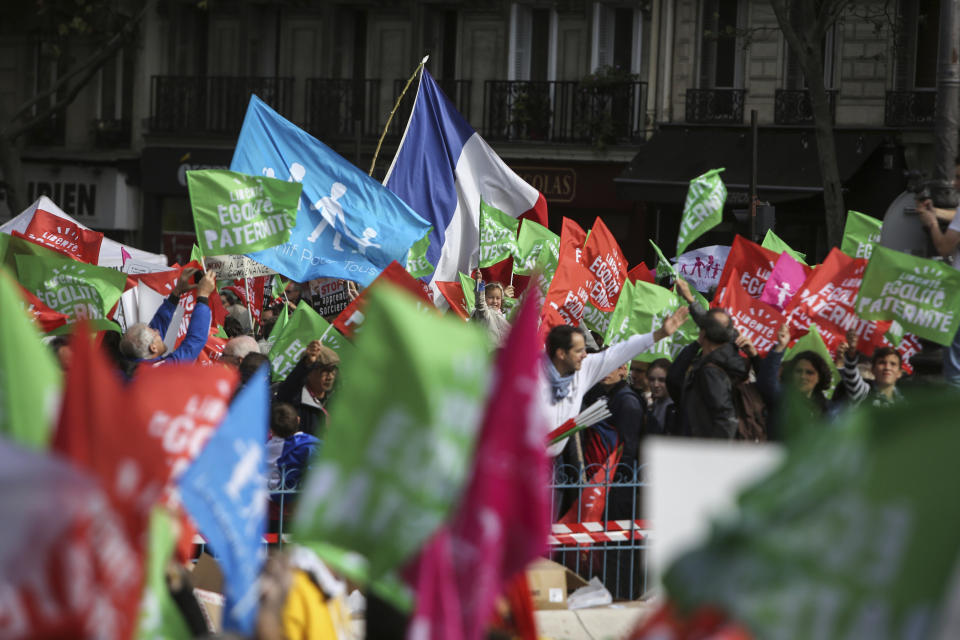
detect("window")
[423,8,459,82]
[508,4,558,81]
[893,0,938,89]
[591,3,644,74]
[784,26,838,89]
[699,0,746,88]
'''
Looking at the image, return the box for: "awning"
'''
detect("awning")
[615,125,885,205]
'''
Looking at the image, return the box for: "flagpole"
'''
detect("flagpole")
[368,55,429,177]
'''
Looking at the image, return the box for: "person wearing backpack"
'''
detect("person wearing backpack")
[668,279,752,439]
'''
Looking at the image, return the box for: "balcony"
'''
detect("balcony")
[884,89,936,127]
[685,88,747,124]
[304,79,383,142]
[774,89,838,125]
[148,76,294,135]
[482,79,647,144]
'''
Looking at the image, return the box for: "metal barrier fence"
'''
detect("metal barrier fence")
[194,459,650,602]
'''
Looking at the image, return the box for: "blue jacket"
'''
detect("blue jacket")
[142,294,212,365]
[276,432,321,490]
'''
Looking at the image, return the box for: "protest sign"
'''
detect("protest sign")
[677,168,726,255]
[784,248,892,356]
[269,301,353,382]
[672,244,729,293]
[720,275,786,356]
[841,209,883,259]
[294,284,491,578]
[406,226,434,278]
[761,228,807,265]
[478,198,520,268]
[22,208,104,263]
[0,271,62,450]
[582,217,628,312]
[179,369,270,635]
[306,277,352,317]
[197,252,277,280]
[407,295,549,640]
[759,251,810,311]
[513,218,559,277]
[856,245,960,345]
[662,390,960,640]
[188,169,301,256]
[15,253,126,332]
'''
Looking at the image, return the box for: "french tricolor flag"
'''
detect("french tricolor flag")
[384,67,548,302]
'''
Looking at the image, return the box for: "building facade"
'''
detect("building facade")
[0,0,943,266]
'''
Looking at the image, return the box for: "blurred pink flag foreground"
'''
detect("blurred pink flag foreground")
[406,294,551,640]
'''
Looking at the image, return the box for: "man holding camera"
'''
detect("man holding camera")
[667,279,751,439]
[918,162,960,387]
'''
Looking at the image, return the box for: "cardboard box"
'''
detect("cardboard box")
[526,559,588,610]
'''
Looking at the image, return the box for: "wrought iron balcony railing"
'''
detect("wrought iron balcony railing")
[149,76,294,134]
[774,89,838,125]
[685,88,747,124]
[482,79,647,144]
[884,89,936,127]
[304,78,383,141]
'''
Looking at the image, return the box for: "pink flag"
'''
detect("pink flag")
[407,293,550,640]
[121,246,132,265]
[759,252,810,311]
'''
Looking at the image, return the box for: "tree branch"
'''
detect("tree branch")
[817,0,854,36]
[4,0,157,135]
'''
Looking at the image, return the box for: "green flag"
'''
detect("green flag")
[761,229,808,265]
[2,232,68,277]
[15,253,126,333]
[268,301,353,382]
[264,302,290,352]
[604,280,697,361]
[582,301,612,337]
[784,325,839,390]
[663,390,960,638]
[294,283,491,577]
[841,209,883,259]
[478,198,520,268]
[271,274,285,300]
[650,239,679,283]
[458,271,477,313]
[136,508,191,639]
[855,244,960,345]
[190,243,203,265]
[187,169,301,256]
[514,219,560,276]
[405,226,434,278]
[677,168,726,255]
[0,270,62,450]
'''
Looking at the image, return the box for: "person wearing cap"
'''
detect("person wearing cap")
[275,339,340,437]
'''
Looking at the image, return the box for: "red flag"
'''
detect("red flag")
[558,447,622,525]
[539,258,595,339]
[783,248,891,356]
[718,273,787,356]
[55,322,238,558]
[627,262,656,285]
[16,282,70,332]
[21,208,104,263]
[559,217,587,263]
[582,217,628,312]
[435,280,471,320]
[0,438,143,640]
[333,261,434,337]
[196,331,229,366]
[713,235,778,303]
[894,333,922,375]
[407,294,550,640]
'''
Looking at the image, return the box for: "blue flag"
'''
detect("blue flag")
[231,95,431,286]
[178,367,270,634]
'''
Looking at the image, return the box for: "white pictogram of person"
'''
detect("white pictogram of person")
[775,281,793,308]
[307,182,382,255]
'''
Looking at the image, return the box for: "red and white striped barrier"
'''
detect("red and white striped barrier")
[548,520,649,546]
